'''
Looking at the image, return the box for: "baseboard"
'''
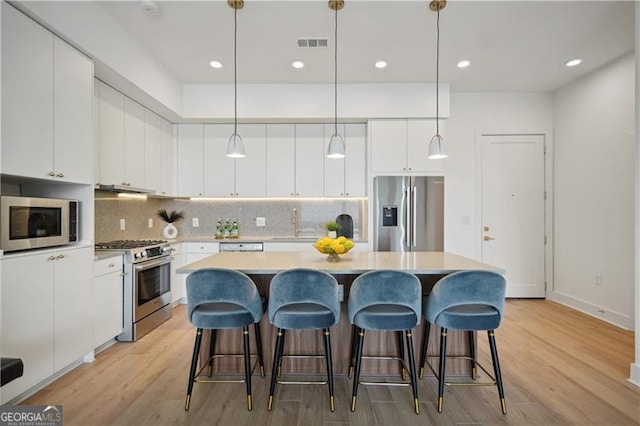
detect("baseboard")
[548,291,633,330]
[629,363,640,388]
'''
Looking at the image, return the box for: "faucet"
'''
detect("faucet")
[291,208,299,238]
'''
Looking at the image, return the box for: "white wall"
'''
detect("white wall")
[444,93,553,260]
[553,53,635,329]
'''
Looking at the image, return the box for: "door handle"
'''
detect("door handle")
[483,236,495,241]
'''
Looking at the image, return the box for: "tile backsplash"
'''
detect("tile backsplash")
[95,192,367,242]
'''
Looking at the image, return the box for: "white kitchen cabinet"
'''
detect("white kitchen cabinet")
[369,119,444,173]
[177,124,204,196]
[159,120,174,196]
[169,244,185,303]
[323,123,366,197]
[234,124,266,197]
[144,110,163,192]
[266,124,295,197]
[98,81,125,185]
[0,246,93,403]
[1,4,93,184]
[295,124,325,197]
[94,254,124,348]
[123,98,146,188]
[94,79,102,184]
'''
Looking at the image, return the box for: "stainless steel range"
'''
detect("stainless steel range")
[95,240,173,341]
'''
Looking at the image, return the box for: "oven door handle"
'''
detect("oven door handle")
[134,256,173,271]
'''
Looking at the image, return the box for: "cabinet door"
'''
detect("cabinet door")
[323,123,345,196]
[1,4,54,179]
[295,124,324,197]
[160,120,174,196]
[123,98,146,188]
[170,244,185,303]
[54,247,93,371]
[203,124,235,196]
[407,119,444,172]
[98,82,125,185]
[177,124,204,196]
[94,79,101,184]
[266,124,295,197]
[369,120,408,173]
[53,37,93,184]
[1,253,54,403]
[344,123,367,196]
[144,110,163,191]
[94,256,124,347]
[235,124,266,196]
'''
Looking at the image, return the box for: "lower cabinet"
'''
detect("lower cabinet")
[94,254,124,348]
[176,242,220,302]
[1,246,93,403]
[170,243,185,303]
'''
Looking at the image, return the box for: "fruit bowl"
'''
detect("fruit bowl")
[313,237,355,262]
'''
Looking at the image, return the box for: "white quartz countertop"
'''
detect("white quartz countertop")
[168,236,367,244]
[177,251,504,275]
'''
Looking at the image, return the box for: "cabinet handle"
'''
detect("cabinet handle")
[402,168,406,171]
[48,171,55,177]
[346,192,349,196]
[235,193,239,196]
[291,193,294,196]
[56,254,65,260]
[230,193,234,196]
[408,168,412,171]
[56,172,64,178]
[108,263,115,268]
[48,256,56,261]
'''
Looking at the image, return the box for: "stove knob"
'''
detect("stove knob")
[141,251,147,258]
[161,246,170,253]
[134,252,142,259]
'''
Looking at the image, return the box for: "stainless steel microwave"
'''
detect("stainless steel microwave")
[1,196,79,252]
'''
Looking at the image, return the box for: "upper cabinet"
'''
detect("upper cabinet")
[95,80,174,194]
[295,124,324,197]
[1,4,93,184]
[266,124,295,197]
[323,123,366,197]
[369,119,444,174]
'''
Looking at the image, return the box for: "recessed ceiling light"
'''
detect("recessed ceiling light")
[292,60,305,69]
[565,59,582,67]
[209,60,223,69]
[457,60,470,68]
[375,60,387,69]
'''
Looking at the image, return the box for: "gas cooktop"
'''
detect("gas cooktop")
[95,240,167,250]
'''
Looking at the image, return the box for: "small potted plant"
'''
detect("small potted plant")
[157,209,184,239]
[326,221,339,239]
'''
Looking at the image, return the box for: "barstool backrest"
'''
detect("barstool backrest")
[348,270,422,327]
[186,268,263,324]
[268,268,340,326]
[425,270,506,326]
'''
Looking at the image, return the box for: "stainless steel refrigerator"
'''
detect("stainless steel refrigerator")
[373,176,444,252]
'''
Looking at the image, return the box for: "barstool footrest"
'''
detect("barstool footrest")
[424,355,497,386]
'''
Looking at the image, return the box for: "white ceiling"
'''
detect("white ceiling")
[97,0,634,92]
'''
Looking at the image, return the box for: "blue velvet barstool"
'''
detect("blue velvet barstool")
[348,270,422,414]
[419,270,507,414]
[267,268,340,412]
[185,268,265,411]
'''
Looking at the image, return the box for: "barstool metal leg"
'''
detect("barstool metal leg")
[396,331,406,380]
[419,321,431,379]
[242,326,252,410]
[468,330,476,380]
[323,328,335,412]
[350,327,365,412]
[405,329,420,414]
[185,328,203,411]
[437,327,448,413]
[207,329,217,377]
[268,328,286,411]
[348,324,357,378]
[254,322,265,377]
[488,330,507,414]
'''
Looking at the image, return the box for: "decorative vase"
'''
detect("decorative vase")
[328,230,337,239]
[326,252,340,262]
[163,223,178,239]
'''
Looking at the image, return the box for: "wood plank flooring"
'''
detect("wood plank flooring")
[20,300,640,425]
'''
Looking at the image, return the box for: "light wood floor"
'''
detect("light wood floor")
[22,300,640,425]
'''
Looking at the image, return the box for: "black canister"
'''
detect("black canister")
[336,214,353,238]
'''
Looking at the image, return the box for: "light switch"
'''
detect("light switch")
[192,218,199,227]
[148,218,153,228]
[119,219,126,230]
[256,217,266,227]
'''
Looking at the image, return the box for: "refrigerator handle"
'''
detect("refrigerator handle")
[405,186,411,248]
[412,186,417,248]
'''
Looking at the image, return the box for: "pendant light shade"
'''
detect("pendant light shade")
[327,0,345,159]
[226,0,246,158]
[428,0,448,160]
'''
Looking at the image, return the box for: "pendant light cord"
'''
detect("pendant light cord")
[233,6,238,135]
[435,7,440,136]
[334,6,338,136]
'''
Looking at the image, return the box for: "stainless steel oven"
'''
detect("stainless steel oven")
[96,240,172,341]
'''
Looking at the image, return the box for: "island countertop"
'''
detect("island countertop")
[177,251,504,275]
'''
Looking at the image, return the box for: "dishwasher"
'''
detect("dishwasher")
[218,241,264,252]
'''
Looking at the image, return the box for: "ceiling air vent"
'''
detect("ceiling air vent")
[297,38,329,48]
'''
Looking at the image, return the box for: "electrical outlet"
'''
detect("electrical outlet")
[256,217,266,227]
[119,219,126,230]
[594,273,602,286]
[337,285,344,302]
[192,218,199,227]
[148,218,153,228]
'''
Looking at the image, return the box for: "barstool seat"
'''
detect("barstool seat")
[271,303,335,329]
[191,302,256,327]
[352,305,417,330]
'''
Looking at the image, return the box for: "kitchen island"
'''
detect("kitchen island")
[177,251,503,376]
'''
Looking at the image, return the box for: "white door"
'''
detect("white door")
[481,134,545,298]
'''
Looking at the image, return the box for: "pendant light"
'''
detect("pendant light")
[427,0,448,160]
[226,0,246,158]
[327,0,345,159]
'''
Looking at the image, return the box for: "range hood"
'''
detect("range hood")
[95,184,155,194]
